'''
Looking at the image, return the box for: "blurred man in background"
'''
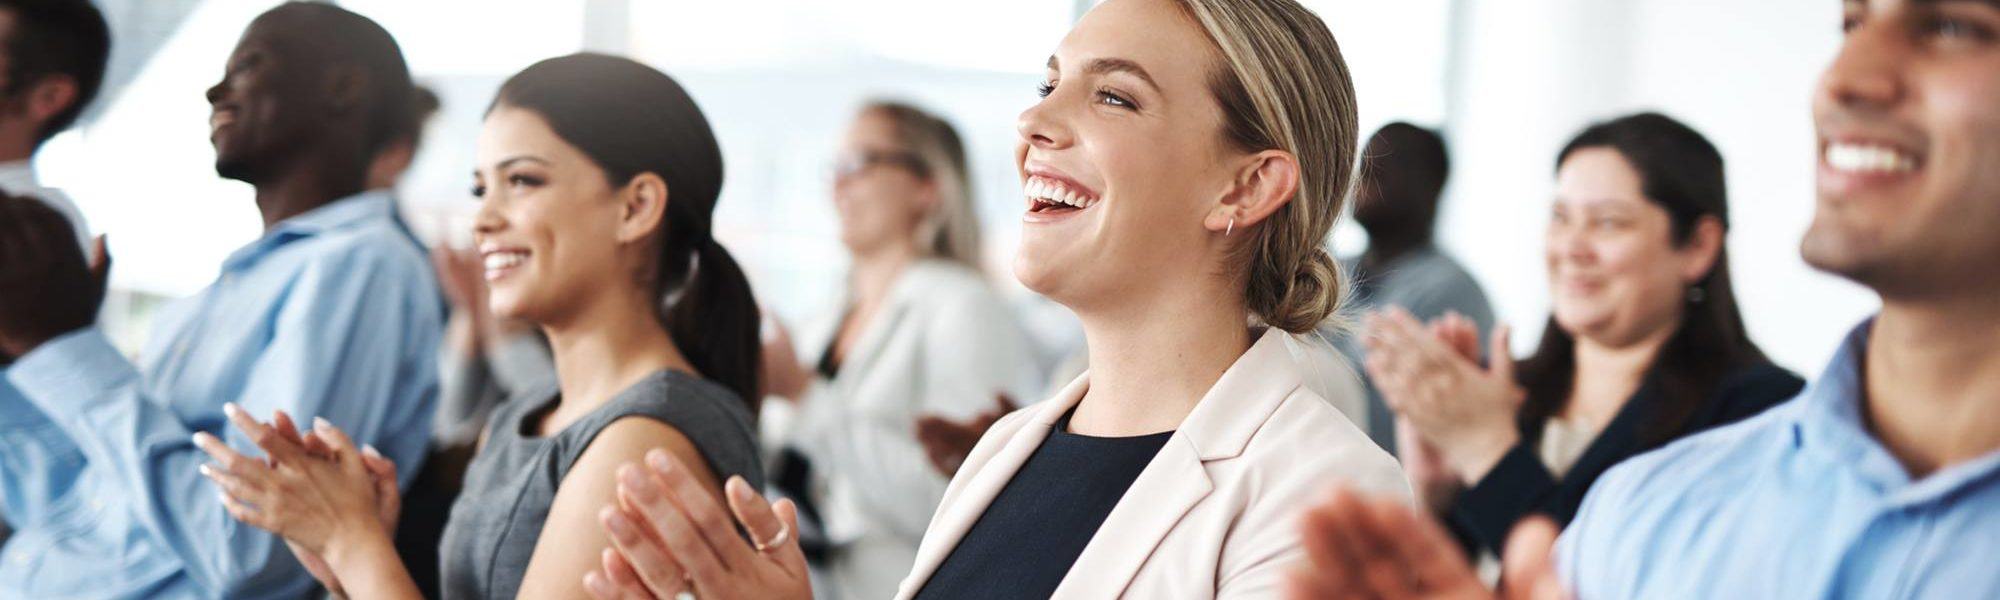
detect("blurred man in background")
[1333,122,1493,453]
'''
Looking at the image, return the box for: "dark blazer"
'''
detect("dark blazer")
[1447,361,1804,555]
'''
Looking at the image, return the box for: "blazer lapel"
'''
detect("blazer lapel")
[1050,435,1212,598]
[897,382,1082,598]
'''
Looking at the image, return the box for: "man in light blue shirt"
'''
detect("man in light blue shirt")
[0,4,440,598]
[1555,0,2000,596]
[1285,1,2000,598]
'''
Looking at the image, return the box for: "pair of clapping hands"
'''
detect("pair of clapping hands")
[193,404,399,598]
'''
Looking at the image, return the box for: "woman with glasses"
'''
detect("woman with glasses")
[759,101,1042,600]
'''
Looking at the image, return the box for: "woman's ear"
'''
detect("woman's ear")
[618,173,670,243]
[1204,149,1300,235]
[1678,215,1725,283]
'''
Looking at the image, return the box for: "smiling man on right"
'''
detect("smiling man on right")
[1554,0,2000,596]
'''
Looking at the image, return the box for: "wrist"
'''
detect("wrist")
[1445,425,1519,484]
[322,525,395,577]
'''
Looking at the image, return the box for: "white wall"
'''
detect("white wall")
[1440,0,1877,374]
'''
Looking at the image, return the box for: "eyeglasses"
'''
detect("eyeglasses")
[832,150,931,180]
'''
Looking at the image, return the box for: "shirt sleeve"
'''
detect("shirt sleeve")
[6,246,440,596]
[1450,442,1565,555]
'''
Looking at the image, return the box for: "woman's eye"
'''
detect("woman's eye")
[1036,81,1056,98]
[1926,15,1995,42]
[1097,90,1136,110]
[508,174,544,188]
[470,185,486,199]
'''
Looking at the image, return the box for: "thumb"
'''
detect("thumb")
[361,444,398,483]
[1488,324,1515,382]
[1500,516,1565,600]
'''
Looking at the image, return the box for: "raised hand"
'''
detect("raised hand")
[1363,307,1523,483]
[0,194,104,359]
[1286,486,1567,600]
[585,450,812,600]
[915,394,1017,476]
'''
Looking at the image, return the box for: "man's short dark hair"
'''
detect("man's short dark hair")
[0,0,112,145]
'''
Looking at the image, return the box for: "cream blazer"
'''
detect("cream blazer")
[895,329,1410,599]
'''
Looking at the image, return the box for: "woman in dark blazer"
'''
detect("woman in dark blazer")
[1362,112,1804,560]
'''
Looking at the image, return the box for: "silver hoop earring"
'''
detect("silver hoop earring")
[1226,218,1235,237]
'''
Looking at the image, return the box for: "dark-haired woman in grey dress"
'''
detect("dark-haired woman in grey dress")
[192,53,765,599]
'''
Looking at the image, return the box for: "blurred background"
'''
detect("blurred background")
[45,0,1872,377]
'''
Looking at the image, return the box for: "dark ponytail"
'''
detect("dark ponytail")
[492,53,762,410]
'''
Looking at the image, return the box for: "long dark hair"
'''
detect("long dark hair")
[491,53,761,409]
[1516,112,1766,446]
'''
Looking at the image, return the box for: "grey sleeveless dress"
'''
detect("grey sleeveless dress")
[438,369,764,599]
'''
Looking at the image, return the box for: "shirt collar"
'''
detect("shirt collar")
[1795,316,2000,504]
[0,160,40,192]
[222,189,397,272]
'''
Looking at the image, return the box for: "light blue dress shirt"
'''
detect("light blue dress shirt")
[1558,318,2000,599]
[0,191,443,599]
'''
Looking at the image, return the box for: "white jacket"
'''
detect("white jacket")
[774,259,1043,600]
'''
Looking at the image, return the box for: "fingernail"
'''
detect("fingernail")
[198,463,212,477]
[620,466,656,498]
[602,508,634,539]
[363,444,383,459]
[646,449,672,473]
[313,417,333,432]
[223,403,242,418]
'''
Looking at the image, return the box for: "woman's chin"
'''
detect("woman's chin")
[486,294,535,324]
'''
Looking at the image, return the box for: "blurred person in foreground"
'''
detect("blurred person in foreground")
[0,0,109,549]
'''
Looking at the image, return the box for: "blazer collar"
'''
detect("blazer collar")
[1025,328,1301,453]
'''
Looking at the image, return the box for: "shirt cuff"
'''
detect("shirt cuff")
[6,327,142,420]
[1452,442,1558,554]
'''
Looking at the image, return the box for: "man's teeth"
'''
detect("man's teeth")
[1825,142,1918,174]
[1025,177,1097,209]
[483,252,528,271]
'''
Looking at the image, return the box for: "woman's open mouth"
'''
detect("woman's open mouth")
[1024,176,1099,215]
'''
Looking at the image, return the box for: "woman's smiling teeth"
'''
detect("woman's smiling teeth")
[1025,176,1099,212]
[482,249,530,281]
